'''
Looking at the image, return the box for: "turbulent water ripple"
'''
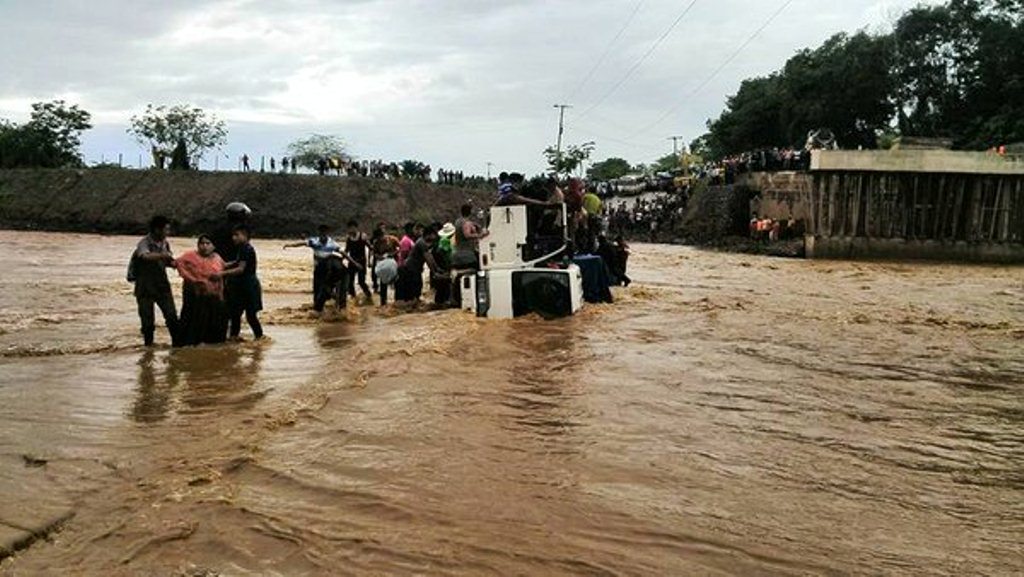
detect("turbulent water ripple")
[0,233,1021,575]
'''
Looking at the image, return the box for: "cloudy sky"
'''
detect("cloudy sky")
[0,0,941,174]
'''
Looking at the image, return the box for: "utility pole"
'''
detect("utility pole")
[486,162,494,180]
[668,135,685,156]
[553,104,572,158]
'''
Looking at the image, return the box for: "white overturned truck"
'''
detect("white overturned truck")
[458,203,584,319]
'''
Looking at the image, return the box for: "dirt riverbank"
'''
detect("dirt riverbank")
[0,168,490,237]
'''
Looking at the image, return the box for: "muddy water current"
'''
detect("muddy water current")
[0,230,1021,576]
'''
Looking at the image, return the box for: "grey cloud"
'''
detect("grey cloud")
[1,0,943,173]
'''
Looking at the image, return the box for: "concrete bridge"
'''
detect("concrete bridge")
[806,150,1024,263]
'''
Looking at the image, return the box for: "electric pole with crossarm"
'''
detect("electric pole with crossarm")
[668,135,685,156]
[553,104,572,158]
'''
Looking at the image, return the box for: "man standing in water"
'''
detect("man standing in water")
[131,215,179,347]
[452,203,488,270]
[344,219,372,302]
[395,226,442,303]
[215,225,264,340]
[397,222,417,266]
[212,202,252,327]
[283,224,348,312]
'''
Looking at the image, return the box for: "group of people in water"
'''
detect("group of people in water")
[280,210,484,313]
[128,200,492,347]
[130,169,637,347]
[129,209,263,348]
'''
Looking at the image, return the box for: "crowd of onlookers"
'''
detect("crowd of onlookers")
[691,148,812,185]
[607,193,690,240]
[238,153,495,188]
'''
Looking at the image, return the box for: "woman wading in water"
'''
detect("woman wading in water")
[175,235,228,346]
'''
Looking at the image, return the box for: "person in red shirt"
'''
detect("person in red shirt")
[397,222,417,266]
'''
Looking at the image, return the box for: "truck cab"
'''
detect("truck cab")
[460,203,584,320]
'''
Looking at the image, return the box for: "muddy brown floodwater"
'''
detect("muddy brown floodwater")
[0,230,1021,576]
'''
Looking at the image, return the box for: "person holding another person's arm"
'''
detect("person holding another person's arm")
[283,224,349,312]
[131,215,180,347]
[213,225,264,340]
[397,222,417,266]
[394,226,442,303]
[452,203,488,270]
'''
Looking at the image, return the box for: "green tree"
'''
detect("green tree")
[689,134,715,159]
[587,157,632,181]
[893,0,1024,147]
[27,100,93,165]
[780,31,894,149]
[543,141,595,176]
[128,104,227,169]
[286,134,350,170]
[705,31,894,155]
[400,159,430,179]
[652,153,681,173]
[0,100,92,168]
[706,75,786,154]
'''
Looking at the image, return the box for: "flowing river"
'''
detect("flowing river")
[0,230,1021,576]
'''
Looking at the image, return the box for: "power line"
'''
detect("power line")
[565,123,665,153]
[565,0,645,101]
[574,0,701,122]
[628,0,796,140]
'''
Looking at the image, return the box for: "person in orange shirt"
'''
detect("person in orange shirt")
[175,234,227,346]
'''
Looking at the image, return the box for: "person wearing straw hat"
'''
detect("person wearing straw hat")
[432,222,456,306]
[438,222,457,255]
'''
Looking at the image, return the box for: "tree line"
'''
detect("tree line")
[0,102,379,173]
[0,101,473,180]
[693,0,1023,158]
[0,101,93,169]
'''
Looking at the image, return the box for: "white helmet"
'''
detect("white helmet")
[225,202,252,217]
